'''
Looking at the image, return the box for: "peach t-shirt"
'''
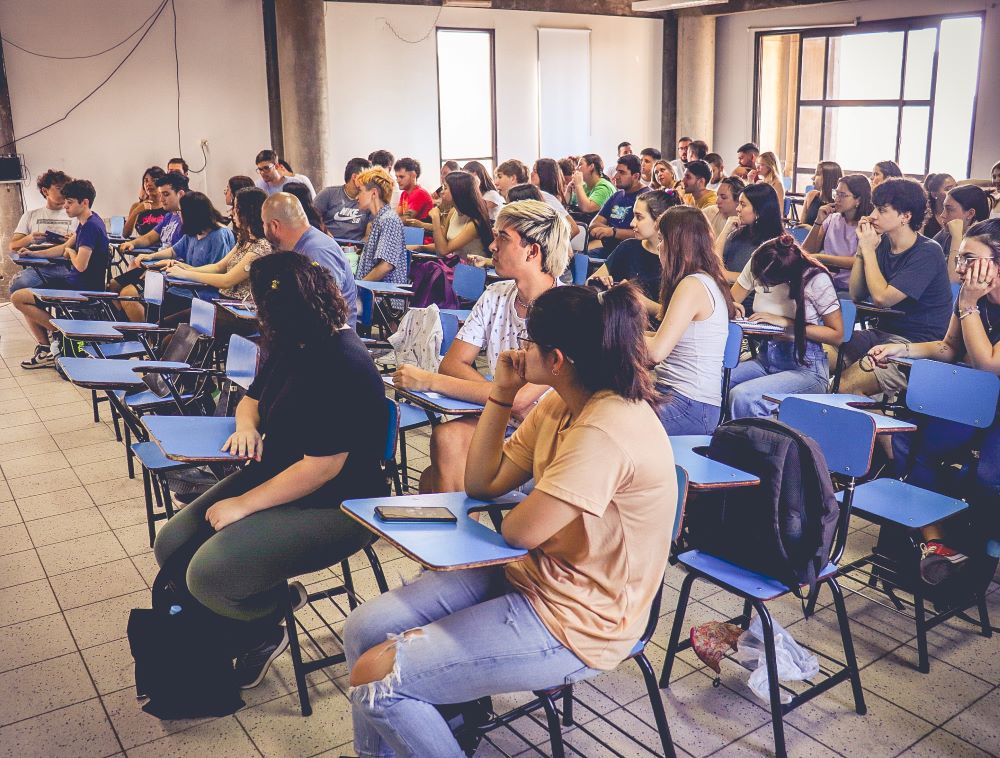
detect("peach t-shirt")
[502,390,677,670]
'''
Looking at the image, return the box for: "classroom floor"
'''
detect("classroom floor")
[0,302,998,758]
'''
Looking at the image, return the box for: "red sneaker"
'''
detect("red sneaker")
[919,540,968,585]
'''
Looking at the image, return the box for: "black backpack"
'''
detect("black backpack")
[692,417,840,614]
[127,544,246,719]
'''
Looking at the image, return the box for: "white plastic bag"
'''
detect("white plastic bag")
[387,304,443,372]
[734,615,819,704]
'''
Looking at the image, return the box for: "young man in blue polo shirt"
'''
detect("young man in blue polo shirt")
[12,179,110,369]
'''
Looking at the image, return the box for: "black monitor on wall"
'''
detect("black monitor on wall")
[0,155,25,183]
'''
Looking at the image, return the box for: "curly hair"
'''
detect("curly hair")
[249,253,348,354]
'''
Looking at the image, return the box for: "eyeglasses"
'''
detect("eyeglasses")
[256,164,275,173]
[954,253,999,269]
[834,191,855,200]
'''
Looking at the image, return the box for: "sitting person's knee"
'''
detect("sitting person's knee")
[349,629,423,688]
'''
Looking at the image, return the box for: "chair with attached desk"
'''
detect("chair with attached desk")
[282,396,403,717]
[830,298,857,393]
[719,322,744,424]
[453,262,486,305]
[838,358,998,673]
[661,398,870,758]
[570,252,589,285]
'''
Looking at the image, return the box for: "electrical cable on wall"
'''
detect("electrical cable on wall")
[169,0,206,174]
[377,4,444,44]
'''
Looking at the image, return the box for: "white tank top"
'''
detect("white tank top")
[654,272,729,406]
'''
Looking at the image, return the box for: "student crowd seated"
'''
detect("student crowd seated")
[802,173,874,290]
[395,158,434,227]
[934,184,991,280]
[652,159,678,191]
[7,169,77,292]
[409,170,493,261]
[705,152,725,189]
[394,200,568,492]
[669,136,691,180]
[153,253,388,689]
[568,153,616,215]
[588,188,682,312]
[588,154,647,258]
[839,178,953,399]
[802,161,843,227]
[703,175,745,251]
[721,182,784,287]
[639,147,662,186]
[224,175,256,218]
[123,166,167,237]
[868,218,1000,582]
[282,182,327,234]
[354,168,408,285]
[254,149,316,198]
[119,172,188,256]
[871,159,903,189]
[682,159,717,209]
[463,161,505,219]
[13,179,109,368]
[732,142,759,180]
[647,205,734,434]
[530,159,579,238]
[922,172,956,239]
[344,282,677,758]
[749,151,785,210]
[728,234,844,418]
[314,158,373,241]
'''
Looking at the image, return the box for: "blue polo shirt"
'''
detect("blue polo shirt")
[293,226,358,326]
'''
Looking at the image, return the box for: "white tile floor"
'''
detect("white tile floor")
[0,301,998,757]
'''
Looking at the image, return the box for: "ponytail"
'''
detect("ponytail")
[527,284,659,405]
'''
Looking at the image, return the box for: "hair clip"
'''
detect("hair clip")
[311,261,320,267]
[596,289,606,305]
[271,279,280,290]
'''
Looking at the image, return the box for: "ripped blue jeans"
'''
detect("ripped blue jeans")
[343,566,601,758]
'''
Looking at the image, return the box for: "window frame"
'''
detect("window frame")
[435,27,499,171]
[751,12,984,191]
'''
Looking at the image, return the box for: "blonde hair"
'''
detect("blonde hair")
[758,152,783,181]
[652,159,676,189]
[356,167,394,204]
[495,199,570,277]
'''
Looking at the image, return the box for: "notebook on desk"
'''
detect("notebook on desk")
[732,318,785,334]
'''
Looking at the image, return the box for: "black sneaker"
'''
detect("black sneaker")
[234,625,289,689]
[21,344,55,370]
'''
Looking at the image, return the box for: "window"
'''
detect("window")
[754,15,983,191]
[436,29,496,172]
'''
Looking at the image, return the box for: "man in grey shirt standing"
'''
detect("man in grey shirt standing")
[314,157,372,241]
[262,193,358,326]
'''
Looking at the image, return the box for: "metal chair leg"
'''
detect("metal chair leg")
[398,429,410,491]
[636,651,677,758]
[976,591,993,638]
[365,545,389,595]
[124,425,135,479]
[341,559,358,610]
[141,467,156,548]
[540,695,566,758]
[741,598,753,629]
[828,578,867,715]
[753,601,788,758]
[91,390,101,423]
[660,572,696,688]
[561,686,573,726]
[284,593,312,717]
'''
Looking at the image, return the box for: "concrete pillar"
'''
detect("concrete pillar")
[675,14,716,149]
[0,30,25,301]
[660,14,678,156]
[273,0,329,190]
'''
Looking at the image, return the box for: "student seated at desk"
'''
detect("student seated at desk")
[728,234,844,418]
[153,253,388,689]
[12,179,109,369]
[868,219,1000,583]
[646,206,735,434]
[839,178,953,399]
[393,200,569,492]
[162,187,272,337]
[801,173,873,291]
[344,283,677,758]
[354,167,408,286]
[933,185,991,282]
[720,182,784,293]
[7,169,78,294]
[123,166,167,237]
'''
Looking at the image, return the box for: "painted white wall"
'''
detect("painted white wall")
[714,0,1000,179]
[324,3,662,189]
[1,0,271,217]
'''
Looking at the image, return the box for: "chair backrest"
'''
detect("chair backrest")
[723,322,743,370]
[837,299,857,345]
[226,334,259,390]
[790,226,809,244]
[782,175,792,191]
[383,397,400,463]
[357,286,374,328]
[906,359,1000,428]
[144,271,165,306]
[571,253,589,285]
[671,464,689,543]
[439,312,460,356]
[189,298,216,337]
[403,226,424,246]
[951,281,961,307]
[109,215,125,237]
[453,262,486,302]
[778,397,877,478]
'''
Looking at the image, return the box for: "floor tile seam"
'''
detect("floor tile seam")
[0,652,103,730]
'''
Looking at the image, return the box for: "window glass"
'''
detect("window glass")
[824,107,898,172]
[796,106,822,168]
[928,17,982,176]
[799,37,825,100]
[437,30,495,167]
[903,28,936,100]
[898,106,930,174]
[826,32,904,100]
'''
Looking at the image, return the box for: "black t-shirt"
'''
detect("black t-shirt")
[956,295,1000,346]
[135,208,168,236]
[246,328,389,504]
[604,238,662,301]
[874,234,952,342]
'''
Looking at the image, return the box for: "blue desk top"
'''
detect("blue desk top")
[50,319,127,341]
[218,302,258,321]
[356,280,414,296]
[143,416,248,463]
[844,477,967,529]
[763,393,916,433]
[342,492,528,571]
[671,435,760,489]
[11,255,56,266]
[57,358,189,389]
[383,376,484,415]
[855,301,904,316]
[29,288,89,302]
[164,276,200,288]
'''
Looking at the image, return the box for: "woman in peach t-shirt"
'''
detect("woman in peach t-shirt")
[344,283,677,758]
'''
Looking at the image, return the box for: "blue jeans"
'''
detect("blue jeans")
[729,342,829,419]
[343,566,601,758]
[9,264,75,293]
[655,387,719,435]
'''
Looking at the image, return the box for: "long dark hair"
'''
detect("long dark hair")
[283,182,327,234]
[750,233,834,363]
[444,171,493,249]
[179,192,226,237]
[839,174,873,220]
[249,252,348,355]
[875,160,903,180]
[527,283,658,405]
[815,161,842,204]
[463,161,497,195]
[233,187,267,245]
[636,188,684,222]
[533,158,565,200]
[507,183,543,203]
[657,206,735,320]
[735,183,784,244]
[228,175,255,198]
[142,165,166,188]
[948,185,990,224]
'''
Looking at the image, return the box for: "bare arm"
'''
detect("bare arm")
[645,277,711,363]
[362,260,395,282]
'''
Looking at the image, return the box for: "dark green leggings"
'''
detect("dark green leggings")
[153,467,373,622]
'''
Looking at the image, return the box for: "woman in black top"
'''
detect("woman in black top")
[153,252,389,689]
[123,166,167,237]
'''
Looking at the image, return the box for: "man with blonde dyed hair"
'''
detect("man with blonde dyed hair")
[262,192,357,325]
[393,200,567,492]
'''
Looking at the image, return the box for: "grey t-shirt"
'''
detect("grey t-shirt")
[873,234,952,342]
[314,185,371,240]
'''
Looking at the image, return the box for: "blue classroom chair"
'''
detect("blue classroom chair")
[839,358,998,672]
[830,298,857,393]
[719,322,743,424]
[571,252,589,285]
[789,226,810,243]
[283,396,403,717]
[403,226,424,247]
[453,262,486,304]
[661,399,871,758]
